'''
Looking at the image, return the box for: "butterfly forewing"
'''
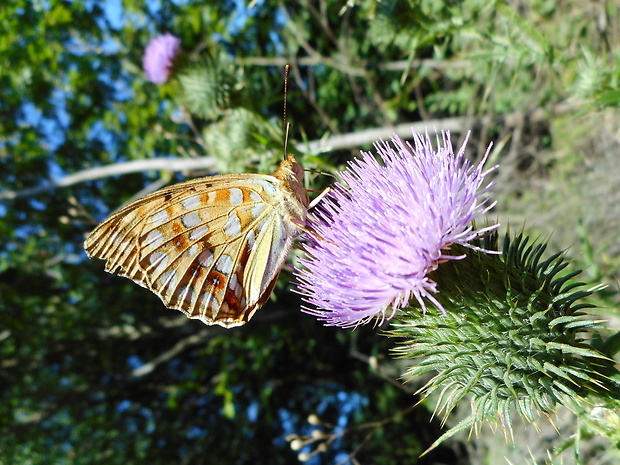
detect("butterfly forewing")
[84,155,309,328]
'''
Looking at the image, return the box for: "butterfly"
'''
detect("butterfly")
[84,154,309,328]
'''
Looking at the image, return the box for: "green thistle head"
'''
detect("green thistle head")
[390,232,620,445]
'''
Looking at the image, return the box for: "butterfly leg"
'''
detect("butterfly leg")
[308,187,332,210]
[290,218,337,246]
[305,187,332,224]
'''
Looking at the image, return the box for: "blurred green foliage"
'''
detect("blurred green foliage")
[1,0,619,464]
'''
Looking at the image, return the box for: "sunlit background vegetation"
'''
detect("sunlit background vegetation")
[1,0,619,463]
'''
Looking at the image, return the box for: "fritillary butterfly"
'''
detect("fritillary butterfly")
[84,154,309,328]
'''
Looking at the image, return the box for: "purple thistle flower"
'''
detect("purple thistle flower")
[143,33,181,84]
[295,129,499,328]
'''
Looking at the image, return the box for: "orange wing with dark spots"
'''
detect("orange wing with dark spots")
[85,155,309,328]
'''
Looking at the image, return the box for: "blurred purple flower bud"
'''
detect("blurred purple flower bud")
[143,33,181,84]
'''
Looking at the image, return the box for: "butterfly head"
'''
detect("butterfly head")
[278,154,304,183]
[272,154,309,209]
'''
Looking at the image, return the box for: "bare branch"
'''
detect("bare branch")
[0,103,579,201]
[236,56,472,73]
[301,102,579,154]
[0,157,217,201]
[129,328,215,379]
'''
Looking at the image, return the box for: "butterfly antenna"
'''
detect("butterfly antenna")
[283,64,291,160]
